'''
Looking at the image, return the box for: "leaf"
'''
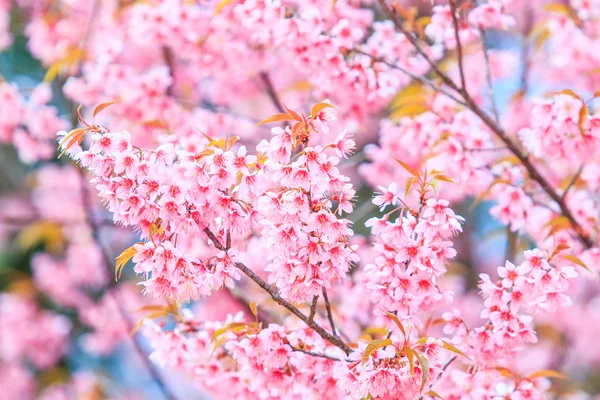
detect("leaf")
[390,103,429,120]
[93,101,118,119]
[44,62,63,83]
[17,221,64,253]
[492,367,516,379]
[543,3,573,16]
[427,390,443,399]
[214,0,233,15]
[405,176,417,198]
[211,334,228,357]
[249,301,258,319]
[392,156,419,177]
[433,174,457,184]
[311,102,335,119]
[211,322,248,342]
[58,128,87,158]
[441,340,471,360]
[362,338,392,364]
[528,369,573,382]
[544,215,572,238]
[256,113,294,126]
[115,243,140,281]
[469,179,512,210]
[534,26,551,53]
[415,352,430,392]
[578,104,588,137]
[406,345,415,376]
[283,104,303,122]
[549,243,571,259]
[381,309,406,338]
[561,254,591,272]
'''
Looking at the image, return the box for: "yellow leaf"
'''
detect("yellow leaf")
[549,243,571,259]
[363,327,389,337]
[534,26,551,53]
[214,0,234,15]
[311,101,335,119]
[362,338,392,364]
[579,104,588,137]
[433,174,457,184]
[543,3,573,16]
[561,254,591,272]
[528,369,573,381]
[469,179,512,211]
[211,334,228,357]
[211,322,248,342]
[115,243,140,281]
[392,157,419,177]
[441,340,471,360]
[427,390,443,399]
[283,104,303,122]
[405,176,418,198]
[406,345,415,376]
[17,221,64,253]
[415,352,430,392]
[44,62,63,83]
[249,301,258,319]
[93,101,118,119]
[390,103,429,120]
[256,113,295,126]
[492,367,516,379]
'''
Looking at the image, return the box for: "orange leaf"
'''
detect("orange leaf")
[256,113,295,126]
[528,369,573,382]
[311,102,335,119]
[115,243,141,281]
[93,101,118,119]
[392,156,419,177]
[561,254,591,272]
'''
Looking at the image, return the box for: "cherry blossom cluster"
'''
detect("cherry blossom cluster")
[364,175,465,323]
[0,82,68,163]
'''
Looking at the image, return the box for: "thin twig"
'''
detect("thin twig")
[259,72,285,113]
[322,288,338,338]
[419,356,457,399]
[288,345,353,362]
[562,165,584,201]
[480,28,500,123]
[203,228,353,355]
[377,0,594,248]
[352,49,467,107]
[449,0,467,92]
[308,295,319,324]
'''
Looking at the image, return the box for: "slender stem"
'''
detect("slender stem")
[203,228,353,354]
[449,0,467,92]
[322,288,338,338]
[78,169,177,400]
[562,165,584,201]
[259,72,285,113]
[377,0,594,248]
[352,49,467,107]
[419,356,457,399]
[480,28,500,123]
[288,345,352,362]
[308,295,319,324]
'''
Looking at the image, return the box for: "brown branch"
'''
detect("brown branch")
[322,288,338,338]
[449,0,467,92]
[203,228,353,355]
[259,72,285,113]
[479,28,500,123]
[377,0,594,248]
[288,345,352,362]
[308,295,319,324]
[352,49,468,107]
[562,165,584,201]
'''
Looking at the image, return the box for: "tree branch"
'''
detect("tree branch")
[259,72,285,113]
[203,228,353,355]
[449,0,467,92]
[377,0,594,248]
[288,345,353,362]
[308,295,319,324]
[322,288,339,338]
